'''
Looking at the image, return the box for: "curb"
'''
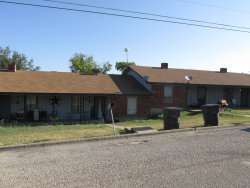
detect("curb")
[1,124,250,152]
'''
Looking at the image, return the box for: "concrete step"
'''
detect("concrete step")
[129,127,158,134]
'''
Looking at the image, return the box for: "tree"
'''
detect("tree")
[69,53,112,74]
[98,61,112,74]
[0,46,11,69]
[115,62,136,73]
[0,46,41,71]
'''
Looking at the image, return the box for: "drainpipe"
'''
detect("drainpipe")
[24,95,27,123]
[80,96,82,122]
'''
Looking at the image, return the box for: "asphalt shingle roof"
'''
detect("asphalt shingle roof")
[127,66,250,87]
[0,70,152,96]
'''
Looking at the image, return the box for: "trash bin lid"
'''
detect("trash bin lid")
[162,107,182,110]
[201,104,220,107]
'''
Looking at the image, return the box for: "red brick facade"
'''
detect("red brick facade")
[110,85,186,120]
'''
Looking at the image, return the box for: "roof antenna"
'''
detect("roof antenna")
[143,76,149,81]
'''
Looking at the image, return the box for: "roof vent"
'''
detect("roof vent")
[220,68,227,73]
[8,64,16,72]
[92,69,99,75]
[161,63,168,69]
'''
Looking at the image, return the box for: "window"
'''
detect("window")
[72,96,84,113]
[26,95,37,111]
[164,86,172,102]
[127,97,137,114]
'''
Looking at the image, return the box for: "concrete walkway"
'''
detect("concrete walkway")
[105,124,126,129]
[105,124,158,134]
[129,127,158,134]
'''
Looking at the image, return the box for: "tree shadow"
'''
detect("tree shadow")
[118,129,134,135]
[186,111,203,116]
[231,123,245,125]
[240,128,250,132]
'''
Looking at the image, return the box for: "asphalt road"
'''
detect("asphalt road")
[1,128,250,187]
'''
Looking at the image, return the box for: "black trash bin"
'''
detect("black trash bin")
[162,107,181,130]
[201,104,220,126]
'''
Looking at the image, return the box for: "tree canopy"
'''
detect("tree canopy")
[115,62,136,73]
[69,53,112,74]
[0,46,41,71]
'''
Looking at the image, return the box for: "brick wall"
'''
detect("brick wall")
[110,96,150,121]
[149,85,186,108]
[109,85,186,121]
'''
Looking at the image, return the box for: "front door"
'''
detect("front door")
[241,88,248,107]
[0,95,11,119]
[198,87,206,106]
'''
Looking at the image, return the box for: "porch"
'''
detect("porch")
[186,86,250,108]
[0,95,111,123]
[1,119,106,127]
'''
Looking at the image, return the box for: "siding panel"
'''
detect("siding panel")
[233,88,241,106]
[206,87,224,104]
[38,95,71,120]
[186,86,197,106]
[11,95,24,113]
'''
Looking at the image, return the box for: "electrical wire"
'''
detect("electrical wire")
[178,0,250,14]
[1,1,250,34]
[43,0,250,30]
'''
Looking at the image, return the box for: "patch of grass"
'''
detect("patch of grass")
[219,113,250,125]
[115,111,204,130]
[116,110,250,130]
[179,111,204,128]
[229,109,250,115]
[1,110,250,146]
[0,124,121,146]
[32,139,51,143]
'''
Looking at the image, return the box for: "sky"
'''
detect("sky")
[1,0,250,74]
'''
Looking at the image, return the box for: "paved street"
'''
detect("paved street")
[1,128,250,187]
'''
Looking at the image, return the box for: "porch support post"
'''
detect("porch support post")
[80,96,82,122]
[24,95,27,123]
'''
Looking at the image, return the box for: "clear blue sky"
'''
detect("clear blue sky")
[1,0,250,74]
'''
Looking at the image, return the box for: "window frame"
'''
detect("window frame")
[26,95,38,111]
[127,97,137,115]
[164,86,173,103]
[71,96,84,113]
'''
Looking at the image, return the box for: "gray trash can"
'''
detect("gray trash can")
[201,104,220,126]
[162,107,181,130]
